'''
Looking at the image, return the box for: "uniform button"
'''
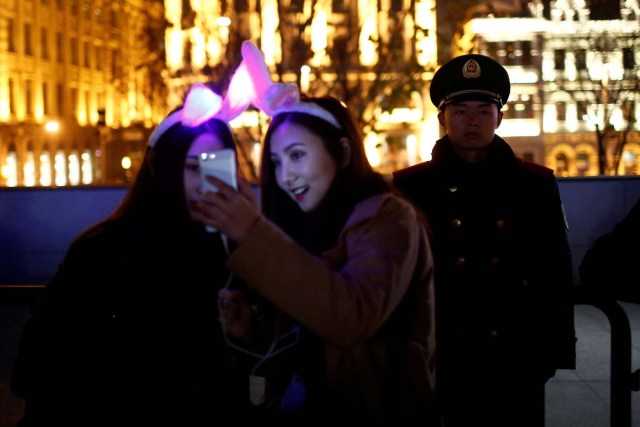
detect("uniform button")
[496,219,505,229]
[451,218,462,228]
[491,329,498,338]
[455,257,465,266]
[448,186,458,192]
[491,257,500,267]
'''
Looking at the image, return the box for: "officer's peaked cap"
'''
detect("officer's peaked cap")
[430,54,510,111]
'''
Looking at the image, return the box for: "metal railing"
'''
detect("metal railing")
[573,285,640,427]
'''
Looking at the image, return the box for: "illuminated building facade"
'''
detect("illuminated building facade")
[162,0,440,178]
[459,0,640,176]
[5,1,637,186]
[0,0,166,186]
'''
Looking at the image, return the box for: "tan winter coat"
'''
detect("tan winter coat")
[228,193,437,424]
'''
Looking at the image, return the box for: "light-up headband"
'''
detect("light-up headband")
[148,60,254,147]
[241,40,342,129]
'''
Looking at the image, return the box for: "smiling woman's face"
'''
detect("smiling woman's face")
[269,121,338,212]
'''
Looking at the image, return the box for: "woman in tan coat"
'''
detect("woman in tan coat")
[196,46,437,424]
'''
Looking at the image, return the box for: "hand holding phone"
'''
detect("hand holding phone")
[199,149,237,232]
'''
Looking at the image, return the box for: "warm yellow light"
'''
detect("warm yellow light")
[121,156,132,170]
[217,16,231,27]
[45,120,60,133]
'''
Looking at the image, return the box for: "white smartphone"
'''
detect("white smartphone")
[199,148,238,232]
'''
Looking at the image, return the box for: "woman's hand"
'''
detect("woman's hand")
[218,288,254,340]
[197,176,260,243]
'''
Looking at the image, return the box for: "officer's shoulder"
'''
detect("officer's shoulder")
[393,161,436,181]
[516,158,555,178]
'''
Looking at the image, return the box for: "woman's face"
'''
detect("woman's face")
[184,132,227,221]
[270,121,338,212]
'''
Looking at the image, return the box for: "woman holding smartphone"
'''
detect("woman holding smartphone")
[197,41,439,425]
[10,82,258,426]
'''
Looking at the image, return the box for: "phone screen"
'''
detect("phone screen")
[199,149,237,232]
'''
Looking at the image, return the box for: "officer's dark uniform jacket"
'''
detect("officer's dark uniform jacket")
[393,135,576,391]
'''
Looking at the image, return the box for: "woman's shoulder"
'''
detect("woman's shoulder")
[67,219,140,258]
[349,193,418,227]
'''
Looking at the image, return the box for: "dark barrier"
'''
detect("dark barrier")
[573,285,640,427]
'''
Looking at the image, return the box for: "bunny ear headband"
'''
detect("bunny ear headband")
[240,40,342,129]
[148,60,254,147]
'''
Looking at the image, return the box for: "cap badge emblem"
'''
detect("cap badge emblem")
[462,59,481,79]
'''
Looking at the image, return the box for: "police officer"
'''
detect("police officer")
[393,54,576,427]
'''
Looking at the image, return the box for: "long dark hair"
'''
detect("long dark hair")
[108,113,236,234]
[260,96,390,253]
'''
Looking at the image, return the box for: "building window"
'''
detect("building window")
[110,7,118,27]
[623,99,636,122]
[555,153,569,176]
[332,0,347,13]
[555,101,566,121]
[24,149,36,187]
[235,0,249,13]
[623,47,635,70]
[576,151,589,176]
[503,41,518,65]
[554,49,565,70]
[575,49,587,70]
[96,46,102,70]
[507,94,535,119]
[41,27,48,60]
[40,149,52,186]
[24,23,33,56]
[81,149,93,184]
[68,149,81,185]
[84,41,90,68]
[71,37,78,65]
[54,150,67,186]
[43,82,49,115]
[5,149,18,187]
[621,150,637,175]
[71,87,78,118]
[25,80,33,116]
[8,79,15,115]
[520,40,533,66]
[7,19,15,52]
[289,0,303,12]
[56,32,63,63]
[95,5,103,23]
[82,2,90,19]
[577,100,589,121]
[56,83,63,116]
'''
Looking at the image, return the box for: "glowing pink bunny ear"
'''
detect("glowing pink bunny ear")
[182,83,223,127]
[219,60,253,122]
[240,40,342,128]
[148,83,225,147]
[241,40,273,113]
[148,59,254,147]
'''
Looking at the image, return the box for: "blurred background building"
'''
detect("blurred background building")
[0,0,638,186]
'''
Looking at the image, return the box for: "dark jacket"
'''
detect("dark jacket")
[393,136,576,388]
[10,219,245,426]
[580,196,640,302]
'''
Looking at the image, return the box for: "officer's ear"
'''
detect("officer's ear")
[496,110,504,128]
[437,110,446,128]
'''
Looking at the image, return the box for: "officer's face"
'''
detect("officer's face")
[438,99,503,159]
